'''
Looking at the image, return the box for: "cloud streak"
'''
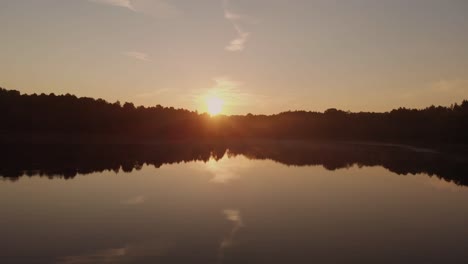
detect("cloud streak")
[188,76,281,115]
[88,0,134,11]
[191,77,254,114]
[124,51,151,61]
[223,1,250,52]
[88,0,180,18]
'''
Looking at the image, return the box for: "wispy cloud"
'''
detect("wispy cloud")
[188,76,276,115]
[194,77,253,106]
[123,51,151,61]
[223,0,251,52]
[88,0,134,10]
[87,0,180,18]
[225,25,250,52]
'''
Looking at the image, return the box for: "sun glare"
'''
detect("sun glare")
[206,96,224,116]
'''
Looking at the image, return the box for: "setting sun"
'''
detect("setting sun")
[2,1,468,263]
[206,96,224,116]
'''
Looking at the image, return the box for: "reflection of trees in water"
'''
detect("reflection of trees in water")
[1,141,467,186]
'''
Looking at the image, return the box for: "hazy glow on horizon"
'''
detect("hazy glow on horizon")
[0,0,468,115]
[206,95,224,116]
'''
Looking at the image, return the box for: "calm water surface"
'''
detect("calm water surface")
[1,142,468,263]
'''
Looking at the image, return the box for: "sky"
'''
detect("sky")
[1,0,468,115]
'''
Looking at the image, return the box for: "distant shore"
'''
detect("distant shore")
[2,88,468,145]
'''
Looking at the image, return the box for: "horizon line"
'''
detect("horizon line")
[1,86,467,116]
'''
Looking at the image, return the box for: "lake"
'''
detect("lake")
[1,141,468,263]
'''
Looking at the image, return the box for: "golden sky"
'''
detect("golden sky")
[1,0,468,115]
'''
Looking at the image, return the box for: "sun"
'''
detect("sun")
[206,96,224,116]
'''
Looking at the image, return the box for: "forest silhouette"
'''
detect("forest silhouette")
[1,87,467,143]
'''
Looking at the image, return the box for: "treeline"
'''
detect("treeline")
[0,88,208,139]
[1,87,467,143]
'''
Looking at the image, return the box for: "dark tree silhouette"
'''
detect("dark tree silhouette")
[0,87,467,143]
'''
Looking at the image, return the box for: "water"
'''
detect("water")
[1,141,468,263]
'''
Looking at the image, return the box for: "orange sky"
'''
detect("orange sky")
[1,0,468,114]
